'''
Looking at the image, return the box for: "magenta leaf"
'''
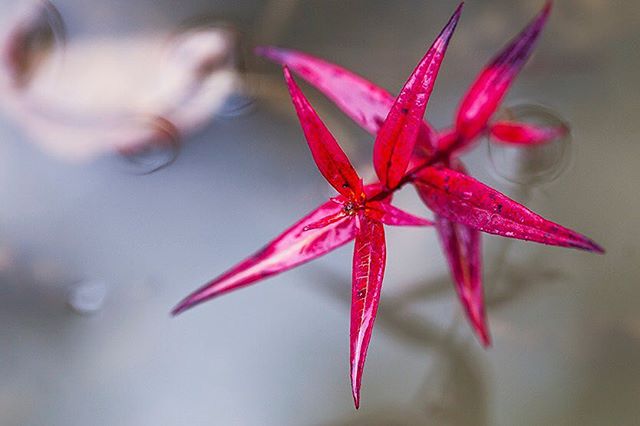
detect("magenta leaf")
[455,1,552,144]
[284,66,364,200]
[424,158,488,344]
[489,120,567,145]
[435,215,489,345]
[172,200,357,315]
[173,3,605,409]
[434,127,458,152]
[366,201,434,227]
[373,4,462,189]
[302,210,348,232]
[350,212,386,409]
[363,183,392,203]
[256,45,437,145]
[420,159,489,345]
[414,165,604,253]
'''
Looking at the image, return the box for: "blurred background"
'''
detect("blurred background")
[0,0,638,425]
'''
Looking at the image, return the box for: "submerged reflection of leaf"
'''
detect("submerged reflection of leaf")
[309,242,565,425]
[310,266,489,426]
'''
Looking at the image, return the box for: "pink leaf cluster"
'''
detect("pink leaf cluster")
[174,1,603,408]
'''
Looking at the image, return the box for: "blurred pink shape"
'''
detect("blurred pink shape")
[0,1,239,163]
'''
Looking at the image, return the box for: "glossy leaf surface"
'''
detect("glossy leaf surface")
[435,215,488,345]
[350,212,386,409]
[302,210,348,232]
[415,166,604,253]
[172,199,357,315]
[174,3,605,410]
[434,127,458,153]
[455,2,551,143]
[284,67,364,200]
[366,201,434,227]
[424,159,489,345]
[256,45,436,144]
[373,4,461,189]
[489,121,567,145]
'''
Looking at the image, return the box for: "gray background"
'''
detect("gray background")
[0,0,638,425]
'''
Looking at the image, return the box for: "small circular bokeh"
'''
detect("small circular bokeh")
[488,104,572,187]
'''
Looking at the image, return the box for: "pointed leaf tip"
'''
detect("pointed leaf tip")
[283,66,364,200]
[455,1,552,144]
[479,327,491,347]
[427,160,491,347]
[434,215,491,346]
[350,213,385,410]
[373,5,461,189]
[453,2,464,21]
[415,166,603,253]
[259,46,438,144]
[172,200,358,314]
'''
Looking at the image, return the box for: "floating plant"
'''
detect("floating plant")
[174,1,603,408]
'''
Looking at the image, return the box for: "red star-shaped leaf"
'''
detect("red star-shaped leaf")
[373,4,461,189]
[176,2,604,409]
[453,1,552,148]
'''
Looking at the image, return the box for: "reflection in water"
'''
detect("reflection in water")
[0,0,635,424]
[309,233,566,425]
[314,270,488,425]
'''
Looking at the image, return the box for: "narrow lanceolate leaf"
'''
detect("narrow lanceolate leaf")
[351,212,386,409]
[172,200,357,315]
[435,216,488,345]
[373,4,462,189]
[366,201,434,227]
[256,45,437,145]
[489,121,567,145]
[302,210,348,232]
[284,66,364,200]
[455,1,552,144]
[414,166,604,253]
[418,159,489,345]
